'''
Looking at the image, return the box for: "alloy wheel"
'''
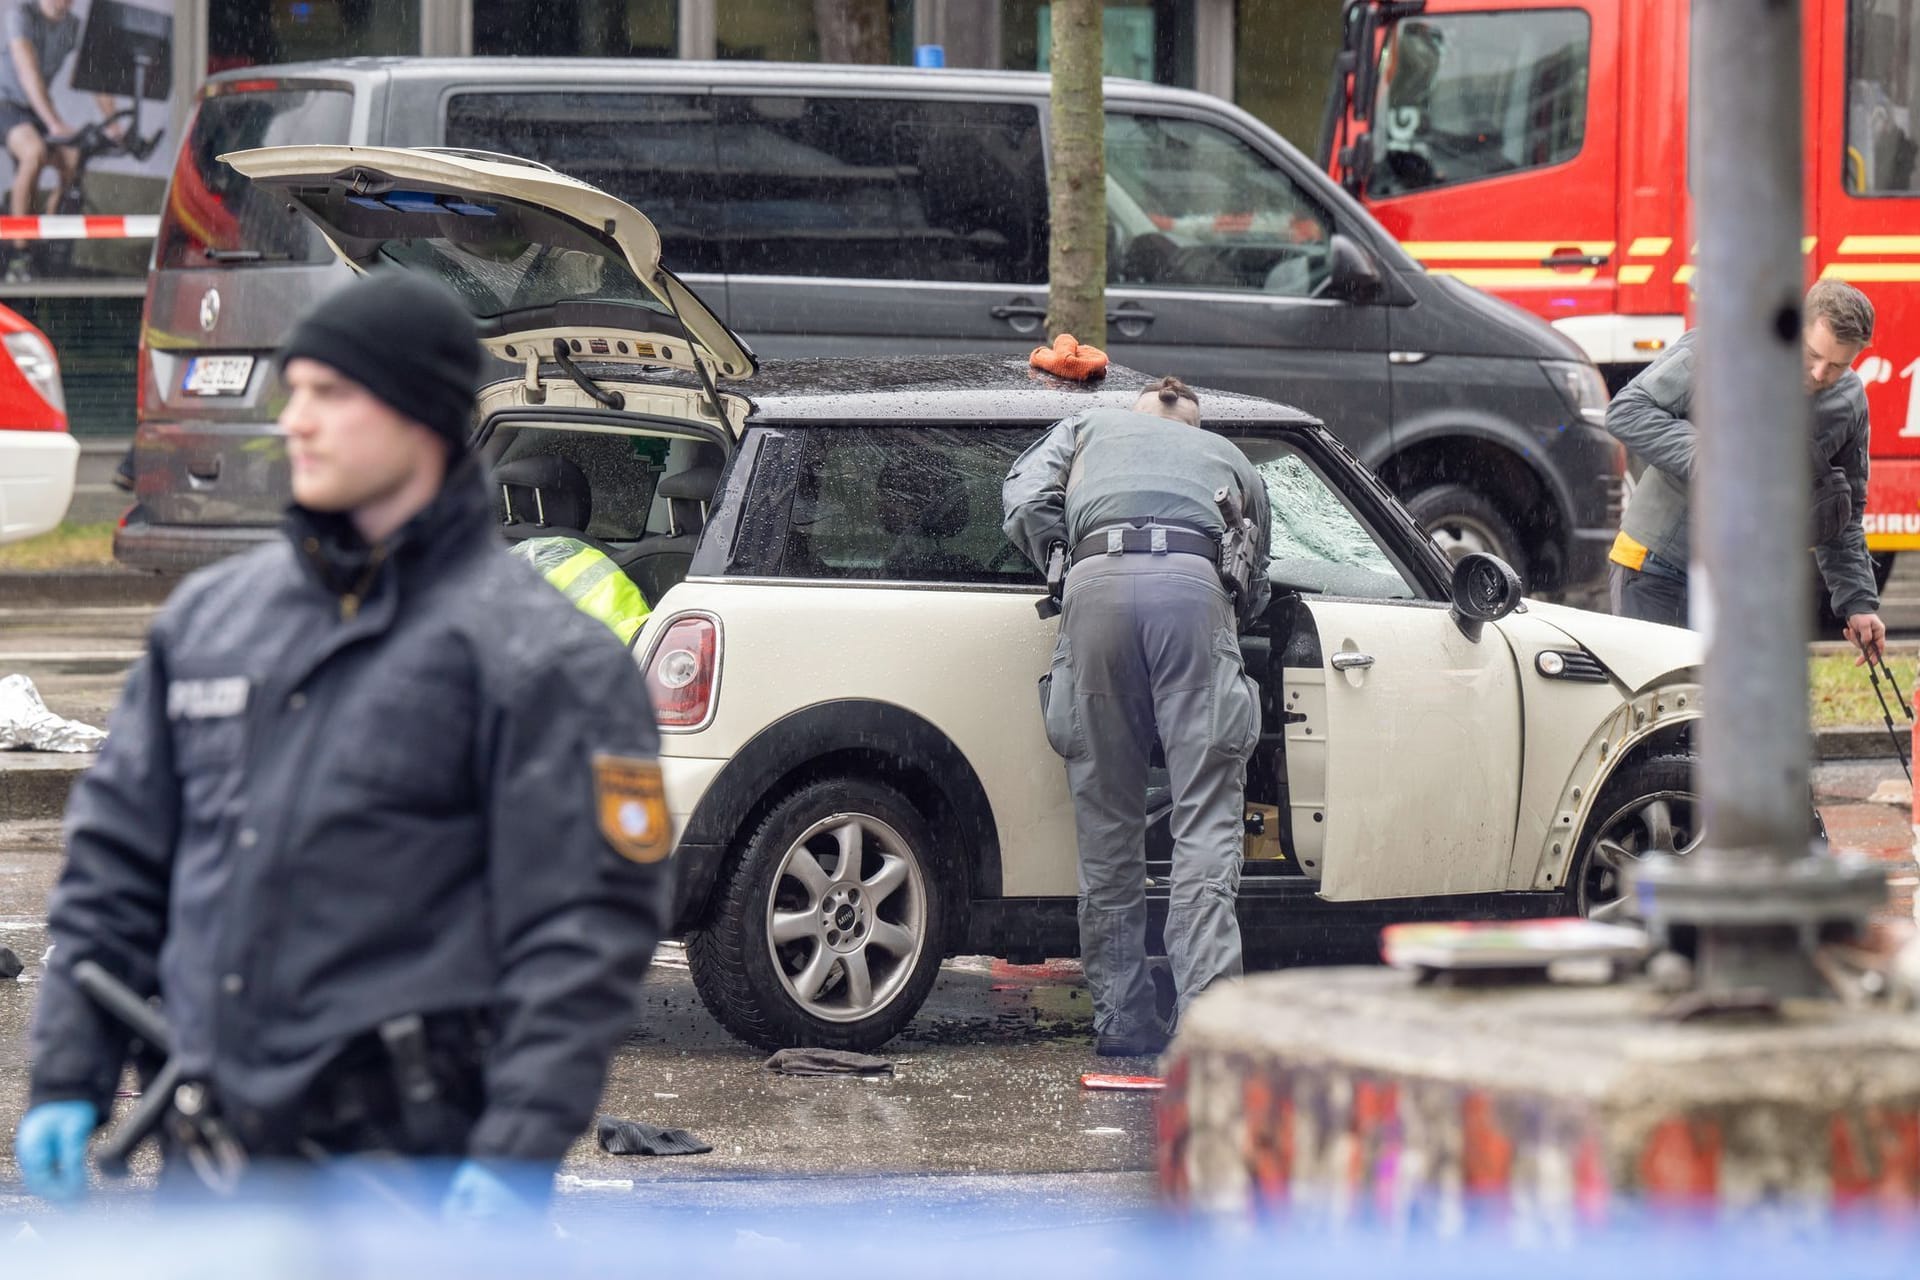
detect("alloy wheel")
[766,812,928,1023]
[1578,790,1702,923]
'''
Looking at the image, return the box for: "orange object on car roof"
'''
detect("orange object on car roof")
[1030,333,1109,382]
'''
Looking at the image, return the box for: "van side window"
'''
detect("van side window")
[444,92,725,273]
[714,97,1047,284]
[1105,114,1334,297]
[776,426,1044,584]
[1367,12,1591,197]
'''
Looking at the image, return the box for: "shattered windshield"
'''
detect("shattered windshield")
[1238,446,1417,599]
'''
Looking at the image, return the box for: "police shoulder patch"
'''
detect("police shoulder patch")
[593,752,671,864]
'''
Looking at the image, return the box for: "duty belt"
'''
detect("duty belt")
[1071,524,1219,567]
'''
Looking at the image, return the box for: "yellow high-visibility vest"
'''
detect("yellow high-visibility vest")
[509,536,651,646]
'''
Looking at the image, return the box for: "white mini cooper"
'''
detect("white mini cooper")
[230,146,1707,1051]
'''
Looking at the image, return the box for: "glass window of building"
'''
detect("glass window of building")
[472,0,675,57]
[208,0,420,73]
[1367,10,1590,197]
[1236,0,1345,154]
[1846,0,1920,195]
[718,1,910,63]
[1003,0,1192,86]
[1106,113,1332,295]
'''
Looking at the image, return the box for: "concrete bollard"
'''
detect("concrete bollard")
[1157,969,1920,1225]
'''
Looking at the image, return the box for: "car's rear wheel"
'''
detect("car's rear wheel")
[687,777,948,1051]
[1568,753,1701,922]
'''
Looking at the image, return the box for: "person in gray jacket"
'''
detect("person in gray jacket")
[1003,376,1271,1057]
[1606,280,1887,663]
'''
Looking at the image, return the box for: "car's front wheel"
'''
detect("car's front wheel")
[687,777,949,1051]
[1567,753,1701,922]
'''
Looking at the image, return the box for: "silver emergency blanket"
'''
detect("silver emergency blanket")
[0,674,106,752]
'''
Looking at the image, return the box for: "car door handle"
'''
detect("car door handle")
[1540,253,1609,268]
[1330,651,1375,671]
[989,303,1050,321]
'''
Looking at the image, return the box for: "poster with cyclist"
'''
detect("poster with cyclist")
[0,0,171,281]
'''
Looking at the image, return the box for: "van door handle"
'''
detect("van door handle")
[1330,651,1375,671]
[1541,253,1608,268]
[989,303,1050,321]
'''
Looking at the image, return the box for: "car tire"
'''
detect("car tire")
[1565,752,1701,922]
[686,777,949,1052]
[1405,483,1529,589]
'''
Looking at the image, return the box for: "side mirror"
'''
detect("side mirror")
[1325,233,1383,302]
[1449,552,1522,641]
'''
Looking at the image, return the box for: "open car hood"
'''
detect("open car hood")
[219,145,755,382]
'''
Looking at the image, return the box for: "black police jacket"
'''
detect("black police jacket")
[29,463,670,1164]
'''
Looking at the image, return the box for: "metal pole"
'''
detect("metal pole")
[1634,0,1883,999]
[1694,0,1809,853]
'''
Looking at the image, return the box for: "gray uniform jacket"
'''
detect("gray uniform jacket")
[28,466,669,1164]
[1002,406,1273,619]
[1606,329,1879,618]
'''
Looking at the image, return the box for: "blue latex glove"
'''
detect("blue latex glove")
[14,1100,98,1202]
[441,1160,530,1222]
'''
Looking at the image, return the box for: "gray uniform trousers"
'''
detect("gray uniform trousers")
[1042,551,1258,1038]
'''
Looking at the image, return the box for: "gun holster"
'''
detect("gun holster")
[1035,541,1067,620]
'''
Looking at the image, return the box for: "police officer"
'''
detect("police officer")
[14,273,671,1216]
[1003,376,1271,1057]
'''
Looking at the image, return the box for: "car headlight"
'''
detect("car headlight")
[1541,358,1607,427]
[4,331,64,414]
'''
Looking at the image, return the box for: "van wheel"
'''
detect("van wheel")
[1405,483,1529,588]
[686,777,948,1051]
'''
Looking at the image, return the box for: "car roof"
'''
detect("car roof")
[204,58,1240,113]
[713,355,1320,427]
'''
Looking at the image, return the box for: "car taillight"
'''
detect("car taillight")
[4,331,64,416]
[644,616,719,729]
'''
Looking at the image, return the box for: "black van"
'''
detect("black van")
[124,58,1623,593]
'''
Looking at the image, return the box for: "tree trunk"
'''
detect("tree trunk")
[813,0,892,65]
[1047,0,1105,347]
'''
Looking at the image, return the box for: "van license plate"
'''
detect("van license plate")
[185,356,254,396]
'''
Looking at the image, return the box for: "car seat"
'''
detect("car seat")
[492,455,627,568]
[619,444,724,602]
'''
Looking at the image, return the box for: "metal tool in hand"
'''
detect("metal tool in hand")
[1864,657,1913,783]
[70,959,247,1192]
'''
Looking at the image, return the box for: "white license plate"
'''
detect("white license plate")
[184,355,254,396]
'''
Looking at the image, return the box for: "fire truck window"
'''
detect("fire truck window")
[1846,0,1920,195]
[1105,113,1333,296]
[1368,11,1590,197]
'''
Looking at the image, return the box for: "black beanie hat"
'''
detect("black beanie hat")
[279,272,483,450]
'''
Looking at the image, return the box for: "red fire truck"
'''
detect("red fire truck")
[1323,0,1920,560]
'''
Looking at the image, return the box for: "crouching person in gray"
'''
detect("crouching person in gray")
[1002,376,1271,1057]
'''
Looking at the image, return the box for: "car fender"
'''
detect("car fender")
[1520,600,1705,694]
[1495,604,1703,893]
[669,699,1001,934]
